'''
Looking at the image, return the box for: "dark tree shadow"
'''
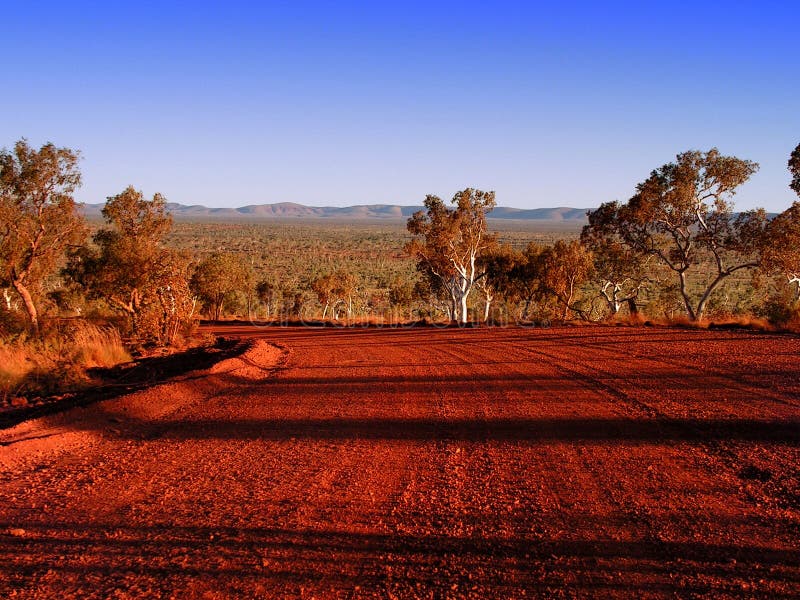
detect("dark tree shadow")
[0,520,797,595]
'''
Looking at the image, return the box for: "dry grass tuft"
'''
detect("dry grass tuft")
[0,344,36,399]
[710,315,774,332]
[0,320,131,402]
[63,323,131,368]
[638,314,781,332]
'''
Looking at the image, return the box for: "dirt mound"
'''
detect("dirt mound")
[0,339,284,472]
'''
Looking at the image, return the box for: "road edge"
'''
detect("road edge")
[0,339,287,473]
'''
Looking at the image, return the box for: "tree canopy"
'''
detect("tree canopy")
[406,188,496,323]
[0,139,86,331]
[584,149,766,321]
[538,240,594,321]
[790,142,800,197]
[581,202,652,315]
[191,253,253,320]
[763,201,800,298]
[65,186,194,342]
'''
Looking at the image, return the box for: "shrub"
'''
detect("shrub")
[0,320,131,401]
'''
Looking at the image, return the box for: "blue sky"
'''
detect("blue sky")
[1,1,798,211]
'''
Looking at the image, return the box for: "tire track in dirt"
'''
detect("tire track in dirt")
[255,326,800,589]
[436,335,700,591]
[497,329,800,571]
[373,328,799,595]
[502,329,800,515]
[566,328,800,516]
[0,326,798,598]
[581,329,799,410]
[378,334,690,594]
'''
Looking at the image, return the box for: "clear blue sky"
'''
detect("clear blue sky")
[2,1,798,211]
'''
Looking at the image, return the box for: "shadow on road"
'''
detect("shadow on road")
[98,413,800,445]
[0,520,797,594]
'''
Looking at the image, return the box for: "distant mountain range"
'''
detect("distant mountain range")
[79,201,591,222]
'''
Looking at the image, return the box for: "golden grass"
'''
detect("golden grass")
[636,314,778,332]
[0,345,35,398]
[0,321,131,401]
[61,323,131,368]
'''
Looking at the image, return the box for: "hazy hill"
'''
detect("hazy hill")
[79,201,591,222]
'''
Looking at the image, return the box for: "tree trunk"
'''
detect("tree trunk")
[460,294,468,324]
[601,283,619,315]
[791,276,800,301]
[677,271,697,321]
[12,279,38,332]
[626,298,639,315]
[695,273,729,322]
[483,296,491,322]
[522,298,531,321]
[131,309,140,336]
[562,286,573,321]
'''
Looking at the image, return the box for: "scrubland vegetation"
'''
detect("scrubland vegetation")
[2,138,800,400]
[0,321,129,403]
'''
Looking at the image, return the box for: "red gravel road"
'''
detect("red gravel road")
[1,325,799,598]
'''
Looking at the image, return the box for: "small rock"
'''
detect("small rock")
[7,528,26,537]
[10,397,28,407]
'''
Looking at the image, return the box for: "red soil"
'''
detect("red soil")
[0,325,798,598]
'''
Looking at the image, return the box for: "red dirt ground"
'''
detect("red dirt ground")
[0,325,799,598]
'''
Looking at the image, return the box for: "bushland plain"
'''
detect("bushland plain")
[155,217,779,327]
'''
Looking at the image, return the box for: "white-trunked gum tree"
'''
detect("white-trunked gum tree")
[405,189,497,324]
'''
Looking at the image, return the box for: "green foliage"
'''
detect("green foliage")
[790,142,800,197]
[538,240,594,320]
[581,203,651,315]
[755,287,800,327]
[406,189,497,322]
[0,139,86,331]
[190,252,253,320]
[66,187,196,344]
[255,278,280,318]
[585,149,766,321]
[762,201,800,299]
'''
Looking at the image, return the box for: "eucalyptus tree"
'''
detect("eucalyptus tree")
[586,149,766,321]
[538,240,594,321]
[190,252,252,320]
[477,243,517,322]
[330,271,359,319]
[763,202,800,298]
[66,186,193,340]
[770,145,800,295]
[510,242,546,321]
[582,202,652,316]
[311,274,337,319]
[406,188,496,323]
[255,278,279,318]
[0,139,86,331]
